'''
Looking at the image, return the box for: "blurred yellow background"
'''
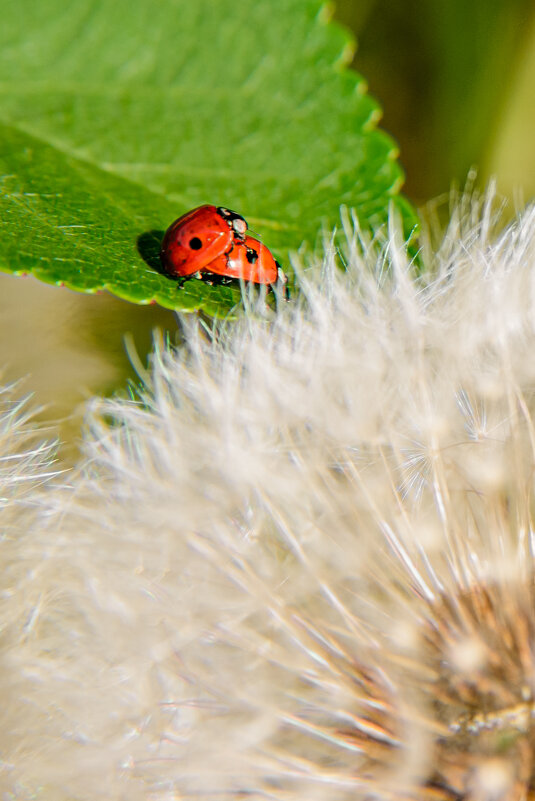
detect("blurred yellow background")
[0,275,176,460]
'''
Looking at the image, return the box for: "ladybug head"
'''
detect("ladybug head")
[216,207,248,240]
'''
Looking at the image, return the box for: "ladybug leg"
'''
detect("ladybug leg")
[174,271,202,289]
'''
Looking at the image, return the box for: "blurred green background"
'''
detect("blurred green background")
[336,0,535,204]
[2,0,535,460]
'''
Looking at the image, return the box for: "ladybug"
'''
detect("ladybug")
[160,205,248,278]
[160,205,287,294]
[200,235,282,283]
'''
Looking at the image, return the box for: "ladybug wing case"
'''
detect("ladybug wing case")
[205,237,279,285]
[160,205,234,278]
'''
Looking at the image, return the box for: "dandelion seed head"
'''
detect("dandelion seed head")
[3,194,535,798]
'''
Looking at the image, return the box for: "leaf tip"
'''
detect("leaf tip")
[363,105,383,131]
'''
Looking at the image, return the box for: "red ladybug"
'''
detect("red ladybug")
[202,236,286,287]
[160,205,247,278]
[160,205,287,294]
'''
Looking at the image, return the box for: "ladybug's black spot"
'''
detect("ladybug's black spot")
[246,248,258,264]
[189,237,202,250]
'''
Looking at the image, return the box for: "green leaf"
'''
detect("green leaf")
[0,0,416,314]
[0,121,243,314]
